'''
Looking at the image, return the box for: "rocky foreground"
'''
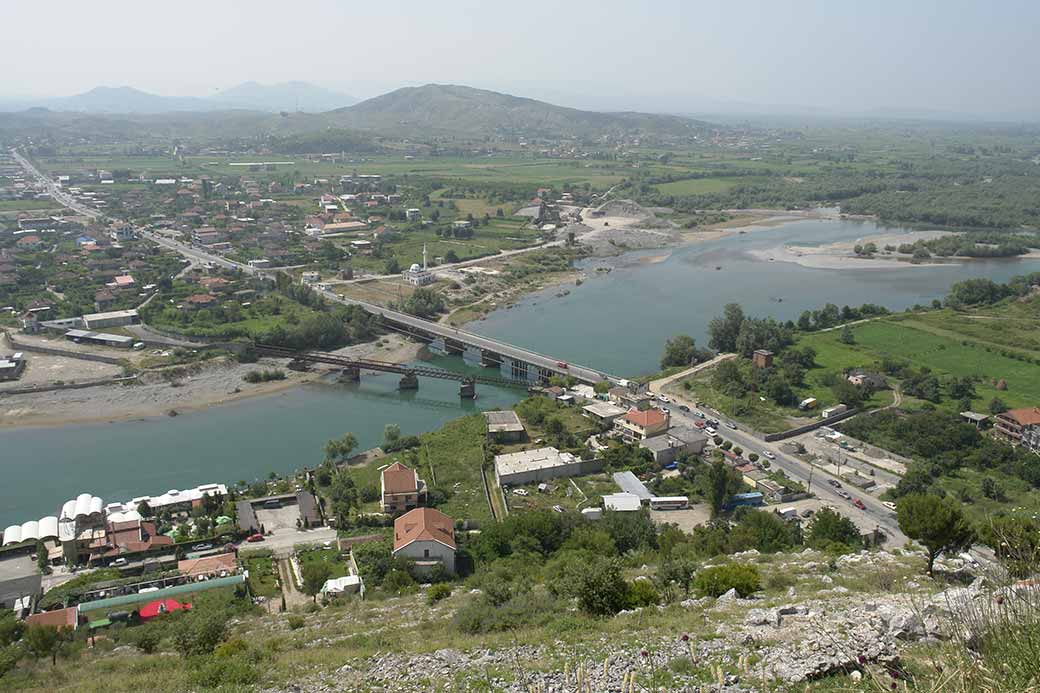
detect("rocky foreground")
[261,549,1010,692]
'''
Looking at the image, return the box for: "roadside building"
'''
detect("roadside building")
[994,407,1040,451]
[614,407,670,442]
[82,309,140,330]
[755,479,788,502]
[640,427,708,465]
[392,508,456,575]
[602,493,642,512]
[582,401,628,425]
[484,410,526,443]
[752,350,774,369]
[494,447,602,486]
[608,387,654,411]
[380,462,426,514]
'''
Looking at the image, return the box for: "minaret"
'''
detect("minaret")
[423,243,428,271]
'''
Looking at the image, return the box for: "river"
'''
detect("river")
[2,218,1037,526]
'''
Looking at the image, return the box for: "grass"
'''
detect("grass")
[243,554,280,598]
[503,472,616,513]
[297,547,350,580]
[415,414,494,523]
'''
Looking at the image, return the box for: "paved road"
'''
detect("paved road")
[648,383,907,544]
[11,149,104,219]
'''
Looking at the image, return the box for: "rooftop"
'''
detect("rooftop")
[602,493,642,512]
[612,471,652,500]
[583,402,627,418]
[494,447,580,477]
[484,410,525,433]
[623,408,667,429]
[999,407,1040,426]
[393,507,455,552]
[382,462,420,495]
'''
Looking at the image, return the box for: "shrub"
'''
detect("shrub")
[133,627,161,654]
[693,563,761,598]
[625,579,660,609]
[188,656,260,688]
[286,615,306,630]
[426,583,452,605]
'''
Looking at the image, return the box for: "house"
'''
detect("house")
[380,462,426,514]
[582,401,628,425]
[752,350,774,369]
[640,435,680,465]
[178,553,237,579]
[959,411,989,429]
[608,387,654,411]
[405,208,422,221]
[756,479,788,502]
[93,289,116,312]
[301,271,321,284]
[26,606,80,631]
[392,508,455,575]
[484,410,526,443]
[994,407,1040,451]
[107,274,136,289]
[248,259,272,269]
[15,235,43,250]
[847,369,887,389]
[187,294,217,308]
[0,353,26,381]
[614,407,669,442]
[494,447,602,486]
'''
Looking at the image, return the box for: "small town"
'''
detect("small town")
[2,3,1040,692]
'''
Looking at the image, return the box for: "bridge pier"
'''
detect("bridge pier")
[398,372,419,391]
[337,365,360,383]
[459,380,476,399]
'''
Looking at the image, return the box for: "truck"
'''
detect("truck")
[821,403,849,419]
[798,397,818,411]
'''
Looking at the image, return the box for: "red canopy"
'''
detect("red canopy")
[138,599,191,620]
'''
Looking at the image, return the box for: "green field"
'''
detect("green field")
[655,177,748,195]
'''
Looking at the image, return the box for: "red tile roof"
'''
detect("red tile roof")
[382,462,419,495]
[178,552,237,577]
[624,408,667,429]
[393,507,455,552]
[1001,407,1040,426]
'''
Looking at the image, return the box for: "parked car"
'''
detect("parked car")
[513,488,529,496]
[552,505,564,513]
[191,543,213,552]
[726,421,738,429]
[705,427,717,435]
[246,533,265,543]
[694,420,706,429]
[762,451,777,460]
[660,407,670,414]
[679,405,690,412]
[853,498,867,510]
[800,509,815,518]
[828,479,842,488]
[111,558,128,567]
[882,501,897,511]
[837,490,852,500]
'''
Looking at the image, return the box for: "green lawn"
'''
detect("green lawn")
[417,414,493,523]
[655,177,743,195]
[243,554,280,598]
[297,547,350,580]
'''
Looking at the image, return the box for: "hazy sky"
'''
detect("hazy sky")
[2,0,1038,116]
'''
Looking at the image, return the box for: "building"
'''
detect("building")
[959,411,989,429]
[405,208,422,221]
[668,426,708,455]
[300,271,321,284]
[638,427,709,466]
[404,244,435,287]
[752,350,774,369]
[614,407,670,442]
[484,410,526,443]
[380,462,426,514]
[608,387,654,411]
[26,606,80,631]
[65,329,134,348]
[494,447,603,486]
[847,370,887,389]
[235,490,320,533]
[994,407,1040,451]
[178,553,238,579]
[82,309,140,330]
[602,493,642,512]
[321,575,362,597]
[452,220,472,232]
[611,471,653,501]
[392,508,456,575]
[0,352,26,381]
[756,479,788,502]
[248,259,272,269]
[582,401,628,425]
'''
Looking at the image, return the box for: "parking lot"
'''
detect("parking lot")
[255,504,304,533]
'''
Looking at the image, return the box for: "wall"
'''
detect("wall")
[763,407,861,442]
[6,336,126,365]
[396,540,455,575]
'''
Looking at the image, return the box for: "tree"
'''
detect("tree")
[137,500,154,518]
[323,432,358,464]
[988,397,1008,414]
[384,257,400,275]
[978,516,1040,579]
[172,610,227,657]
[383,424,401,447]
[838,324,855,344]
[301,562,331,603]
[24,625,62,665]
[708,303,745,352]
[707,460,729,518]
[576,558,629,616]
[896,494,974,574]
[806,508,862,552]
[660,334,698,369]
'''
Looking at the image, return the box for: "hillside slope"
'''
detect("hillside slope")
[329,84,710,138]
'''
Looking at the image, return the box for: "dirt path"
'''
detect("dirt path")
[276,556,310,607]
[647,353,736,393]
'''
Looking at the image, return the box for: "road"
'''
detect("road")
[10,149,104,219]
[647,382,907,544]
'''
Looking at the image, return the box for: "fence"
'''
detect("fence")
[6,336,127,365]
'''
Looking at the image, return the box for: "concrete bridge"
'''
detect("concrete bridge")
[317,289,614,388]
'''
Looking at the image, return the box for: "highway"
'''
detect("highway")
[10,149,104,219]
[648,385,908,545]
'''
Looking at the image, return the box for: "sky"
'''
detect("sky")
[1,0,1038,118]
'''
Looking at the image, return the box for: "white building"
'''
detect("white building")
[392,508,456,575]
[404,244,435,286]
[494,446,603,486]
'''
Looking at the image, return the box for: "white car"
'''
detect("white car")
[762,451,777,460]
[726,421,738,429]
[705,427,717,435]
[882,501,897,511]
[513,488,529,497]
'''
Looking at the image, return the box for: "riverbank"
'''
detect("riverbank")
[0,333,422,429]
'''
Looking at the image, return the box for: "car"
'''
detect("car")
[836,490,852,500]
[513,488,529,496]
[828,479,842,488]
[191,543,213,552]
[705,427,717,435]
[726,421,738,429]
[246,533,265,543]
[882,501,897,511]
[694,420,706,429]
[762,451,776,460]
[800,509,815,518]
[853,498,867,510]
[660,407,670,414]
[657,395,668,402]
[552,505,564,513]
[678,405,690,412]
[111,558,128,567]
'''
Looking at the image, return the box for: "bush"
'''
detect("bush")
[133,627,161,654]
[286,615,306,630]
[625,579,660,608]
[693,563,761,598]
[188,656,260,688]
[244,369,287,384]
[172,610,228,658]
[426,583,452,605]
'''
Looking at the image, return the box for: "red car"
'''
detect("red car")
[245,533,265,543]
[853,499,866,510]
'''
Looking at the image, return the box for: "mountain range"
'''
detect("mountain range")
[0,82,357,114]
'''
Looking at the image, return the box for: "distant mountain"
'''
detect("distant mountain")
[329,84,710,138]
[207,81,357,113]
[41,86,221,114]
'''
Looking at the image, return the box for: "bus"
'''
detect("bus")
[649,496,689,511]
